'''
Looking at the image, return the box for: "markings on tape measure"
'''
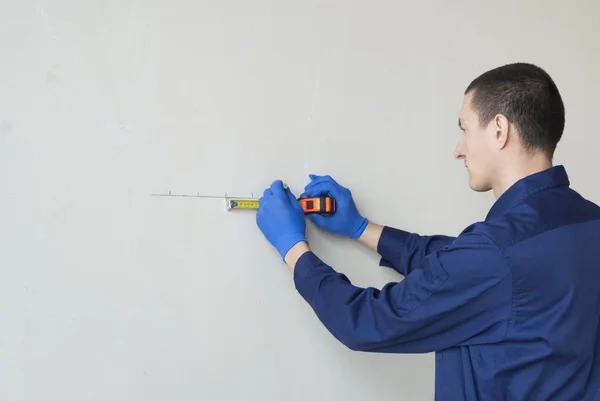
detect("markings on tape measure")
[227,199,259,210]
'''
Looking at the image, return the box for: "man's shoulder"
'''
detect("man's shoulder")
[461,188,600,251]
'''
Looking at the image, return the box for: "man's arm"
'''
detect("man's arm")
[356,221,456,276]
[298,174,456,276]
[285,232,511,354]
[356,220,384,251]
[256,179,510,354]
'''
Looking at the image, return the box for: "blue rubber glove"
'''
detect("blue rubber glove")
[256,180,307,260]
[300,174,368,239]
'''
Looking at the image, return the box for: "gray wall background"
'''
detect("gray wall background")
[1,0,598,400]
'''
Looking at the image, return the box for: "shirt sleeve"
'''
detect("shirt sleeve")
[293,231,512,354]
[377,226,456,276]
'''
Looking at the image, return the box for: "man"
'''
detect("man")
[255,63,600,400]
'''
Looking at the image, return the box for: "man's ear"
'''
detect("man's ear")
[494,114,510,149]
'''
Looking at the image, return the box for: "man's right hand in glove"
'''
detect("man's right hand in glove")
[300,174,369,239]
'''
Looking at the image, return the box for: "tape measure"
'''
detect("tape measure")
[227,195,336,216]
[227,199,260,210]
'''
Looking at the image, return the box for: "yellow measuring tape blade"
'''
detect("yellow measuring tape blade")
[227,199,259,210]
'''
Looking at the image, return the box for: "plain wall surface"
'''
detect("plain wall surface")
[1,1,599,400]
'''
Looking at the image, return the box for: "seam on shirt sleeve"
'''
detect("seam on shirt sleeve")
[474,230,514,341]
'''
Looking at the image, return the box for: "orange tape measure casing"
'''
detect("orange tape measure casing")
[298,195,336,216]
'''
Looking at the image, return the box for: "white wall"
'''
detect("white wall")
[1,1,598,400]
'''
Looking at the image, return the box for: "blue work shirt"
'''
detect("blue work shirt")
[293,165,600,400]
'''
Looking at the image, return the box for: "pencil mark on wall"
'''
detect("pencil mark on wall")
[151,191,259,200]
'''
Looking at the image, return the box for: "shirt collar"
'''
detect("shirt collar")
[486,165,570,220]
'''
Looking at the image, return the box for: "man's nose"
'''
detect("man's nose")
[453,143,464,159]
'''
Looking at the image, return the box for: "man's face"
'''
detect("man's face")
[454,92,496,192]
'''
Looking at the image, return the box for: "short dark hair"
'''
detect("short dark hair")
[465,62,565,157]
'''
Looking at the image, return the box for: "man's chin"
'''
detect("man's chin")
[469,183,492,193]
[468,178,491,193]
